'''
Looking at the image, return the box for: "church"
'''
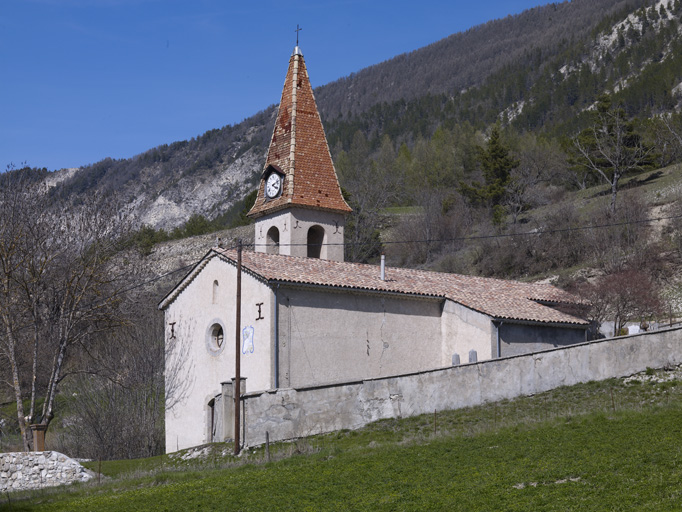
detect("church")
[159,45,589,452]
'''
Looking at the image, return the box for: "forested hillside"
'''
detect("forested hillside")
[41,0,682,235]
[315,0,650,118]
[324,0,682,149]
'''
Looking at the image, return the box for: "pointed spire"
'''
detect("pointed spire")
[247,47,351,219]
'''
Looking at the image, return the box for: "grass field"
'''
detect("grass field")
[3,367,682,511]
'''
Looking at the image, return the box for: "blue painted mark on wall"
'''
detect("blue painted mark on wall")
[242,326,254,354]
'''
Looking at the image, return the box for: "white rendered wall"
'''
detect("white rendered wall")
[441,300,494,364]
[278,287,443,387]
[254,208,345,261]
[164,256,274,452]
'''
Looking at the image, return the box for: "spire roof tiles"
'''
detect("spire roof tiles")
[247,48,351,218]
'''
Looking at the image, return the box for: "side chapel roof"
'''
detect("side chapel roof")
[160,249,588,327]
[247,47,351,218]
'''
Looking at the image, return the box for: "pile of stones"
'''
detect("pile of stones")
[0,451,93,493]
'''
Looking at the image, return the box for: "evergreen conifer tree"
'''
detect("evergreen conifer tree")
[460,125,519,224]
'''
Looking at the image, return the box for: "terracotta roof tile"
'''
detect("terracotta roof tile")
[248,49,351,218]
[210,249,588,326]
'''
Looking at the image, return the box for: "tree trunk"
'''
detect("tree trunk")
[3,320,31,451]
[28,302,39,426]
[42,336,68,429]
[609,173,620,215]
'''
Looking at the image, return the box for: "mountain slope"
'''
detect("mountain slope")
[45,0,682,230]
[325,0,682,149]
[49,108,275,230]
[315,0,650,119]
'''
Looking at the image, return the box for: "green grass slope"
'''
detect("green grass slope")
[4,367,682,511]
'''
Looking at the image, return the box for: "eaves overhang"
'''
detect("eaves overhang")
[158,248,271,311]
[490,316,590,328]
[269,279,445,301]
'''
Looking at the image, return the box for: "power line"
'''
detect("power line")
[0,245,238,340]
[246,212,682,249]
[1,206,677,338]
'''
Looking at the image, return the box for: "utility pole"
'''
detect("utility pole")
[234,239,242,456]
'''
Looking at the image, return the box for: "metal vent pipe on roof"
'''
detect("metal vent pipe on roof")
[381,254,386,281]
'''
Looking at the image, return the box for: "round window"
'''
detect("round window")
[205,320,226,356]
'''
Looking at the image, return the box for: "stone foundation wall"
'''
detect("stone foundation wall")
[240,326,682,447]
[0,451,93,493]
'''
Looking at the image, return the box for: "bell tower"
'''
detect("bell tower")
[247,46,351,262]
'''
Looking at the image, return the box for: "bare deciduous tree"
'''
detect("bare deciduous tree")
[575,269,662,337]
[503,135,564,224]
[337,133,402,262]
[571,95,655,215]
[392,191,448,266]
[585,192,650,274]
[53,307,192,460]
[645,114,682,168]
[660,113,682,150]
[0,167,128,451]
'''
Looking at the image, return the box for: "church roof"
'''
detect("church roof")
[247,47,351,218]
[160,248,588,327]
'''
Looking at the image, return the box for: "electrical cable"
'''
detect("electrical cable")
[0,243,240,340]
[1,207,677,338]
[244,212,682,249]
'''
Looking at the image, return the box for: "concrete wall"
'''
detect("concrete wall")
[278,287,443,387]
[1,451,93,493]
[240,327,682,447]
[499,322,587,358]
[165,256,275,451]
[254,208,345,261]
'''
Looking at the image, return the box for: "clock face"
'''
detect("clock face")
[265,173,281,198]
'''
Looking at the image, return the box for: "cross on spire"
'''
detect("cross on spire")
[295,24,302,46]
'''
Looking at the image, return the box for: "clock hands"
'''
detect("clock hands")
[266,173,282,198]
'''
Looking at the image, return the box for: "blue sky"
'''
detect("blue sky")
[2,0,551,171]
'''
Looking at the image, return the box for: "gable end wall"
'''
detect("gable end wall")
[164,257,275,452]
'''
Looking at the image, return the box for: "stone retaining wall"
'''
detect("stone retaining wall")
[240,326,682,447]
[0,451,93,493]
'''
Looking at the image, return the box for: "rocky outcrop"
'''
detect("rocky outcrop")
[135,147,263,230]
[0,451,94,493]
